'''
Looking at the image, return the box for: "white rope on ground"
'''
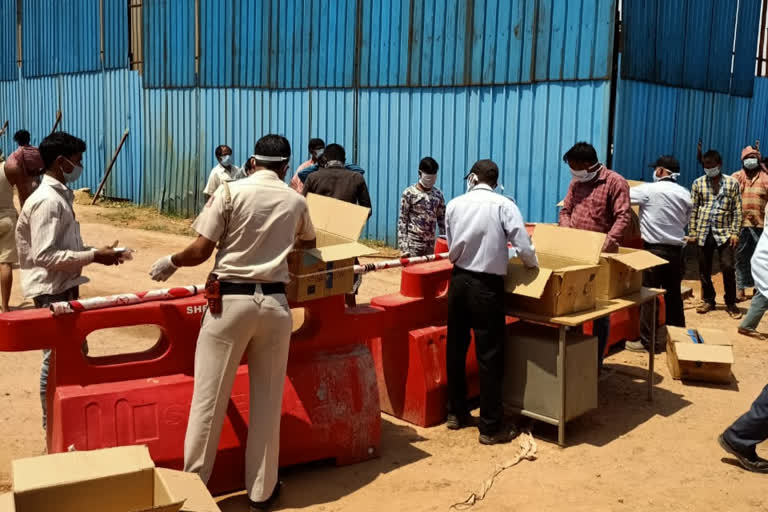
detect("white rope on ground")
[450,431,538,510]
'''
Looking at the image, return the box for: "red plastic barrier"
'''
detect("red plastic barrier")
[0,293,382,495]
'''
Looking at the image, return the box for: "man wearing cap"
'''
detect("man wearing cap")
[559,142,631,369]
[150,134,316,511]
[732,146,768,303]
[445,159,537,445]
[625,156,692,353]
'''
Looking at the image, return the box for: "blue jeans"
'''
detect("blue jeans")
[594,317,610,369]
[740,290,768,331]
[736,227,762,290]
[724,384,768,457]
[33,287,80,430]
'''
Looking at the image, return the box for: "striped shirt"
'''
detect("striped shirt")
[15,175,94,298]
[732,169,768,227]
[689,174,743,246]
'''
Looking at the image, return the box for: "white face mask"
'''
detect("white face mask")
[466,173,479,192]
[744,158,760,170]
[653,171,680,183]
[62,157,84,183]
[311,148,324,160]
[570,162,601,183]
[419,172,437,189]
[704,166,721,178]
[219,154,232,167]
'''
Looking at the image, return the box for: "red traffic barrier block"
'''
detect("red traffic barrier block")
[0,293,381,495]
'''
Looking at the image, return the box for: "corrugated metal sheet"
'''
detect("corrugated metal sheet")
[0,0,16,81]
[612,77,768,188]
[103,0,129,70]
[195,0,615,89]
[359,81,611,242]
[103,69,143,200]
[60,72,106,190]
[0,73,23,156]
[143,0,196,88]
[22,0,101,78]
[621,0,760,96]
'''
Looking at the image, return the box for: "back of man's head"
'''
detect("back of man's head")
[13,130,30,146]
[322,144,346,166]
[39,132,86,170]
[468,159,499,185]
[253,134,291,172]
[419,156,439,174]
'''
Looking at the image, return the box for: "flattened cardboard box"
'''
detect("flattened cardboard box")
[287,194,376,302]
[0,445,220,512]
[666,326,734,384]
[596,247,667,299]
[506,225,605,316]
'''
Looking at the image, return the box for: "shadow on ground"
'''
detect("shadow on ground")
[216,418,430,511]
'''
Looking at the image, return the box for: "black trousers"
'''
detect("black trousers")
[724,384,768,456]
[699,232,737,307]
[446,266,505,436]
[640,244,685,350]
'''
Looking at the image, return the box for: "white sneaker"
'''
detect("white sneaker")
[625,340,646,353]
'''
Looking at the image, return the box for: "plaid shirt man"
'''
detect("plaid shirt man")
[689,174,742,246]
[732,169,768,227]
[559,166,631,252]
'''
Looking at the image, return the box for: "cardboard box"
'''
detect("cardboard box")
[596,247,667,299]
[0,446,220,512]
[506,224,605,316]
[503,323,597,421]
[287,193,376,302]
[666,326,734,384]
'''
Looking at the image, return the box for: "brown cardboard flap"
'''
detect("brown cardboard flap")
[531,225,605,265]
[0,493,13,512]
[306,194,370,240]
[12,446,154,494]
[674,342,734,364]
[602,249,667,271]
[506,264,553,298]
[307,241,377,262]
[134,503,185,512]
[155,469,221,512]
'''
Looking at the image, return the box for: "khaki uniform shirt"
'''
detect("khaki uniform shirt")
[193,170,315,283]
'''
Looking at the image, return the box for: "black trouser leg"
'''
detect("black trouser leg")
[446,271,472,418]
[724,384,768,456]
[699,234,717,306]
[718,240,737,307]
[467,275,505,436]
[641,245,684,349]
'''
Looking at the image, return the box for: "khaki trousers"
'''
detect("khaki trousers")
[184,292,292,502]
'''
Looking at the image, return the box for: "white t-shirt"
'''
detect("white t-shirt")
[193,171,316,283]
[203,163,242,196]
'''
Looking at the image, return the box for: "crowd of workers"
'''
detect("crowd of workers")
[0,128,765,510]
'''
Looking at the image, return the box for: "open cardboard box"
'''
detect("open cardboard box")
[506,225,605,316]
[596,247,667,299]
[666,326,734,384]
[0,446,220,512]
[287,193,377,302]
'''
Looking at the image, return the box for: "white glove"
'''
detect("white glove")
[149,255,178,281]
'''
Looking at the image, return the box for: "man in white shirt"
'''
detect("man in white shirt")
[15,132,124,429]
[203,145,241,202]
[445,159,537,445]
[626,156,692,353]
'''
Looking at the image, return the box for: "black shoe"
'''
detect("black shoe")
[446,413,474,430]
[479,426,518,445]
[726,304,744,320]
[718,434,768,474]
[250,481,282,511]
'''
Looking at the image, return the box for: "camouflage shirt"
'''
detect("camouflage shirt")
[398,184,446,257]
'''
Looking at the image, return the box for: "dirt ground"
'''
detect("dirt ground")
[1,203,767,511]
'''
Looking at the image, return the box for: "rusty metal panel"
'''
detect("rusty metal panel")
[103,0,129,70]
[0,0,16,81]
[143,0,196,88]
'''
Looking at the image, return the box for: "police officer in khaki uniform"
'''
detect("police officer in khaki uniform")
[149,134,316,510]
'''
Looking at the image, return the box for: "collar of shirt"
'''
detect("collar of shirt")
[41,174,74,201]
[247,170,286,183]
[471,183,494,192]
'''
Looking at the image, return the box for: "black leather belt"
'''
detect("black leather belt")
[220,282,286,296]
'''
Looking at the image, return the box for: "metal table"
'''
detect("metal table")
[506,287,665,446]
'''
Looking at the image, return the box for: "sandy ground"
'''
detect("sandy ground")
[0,204,767,511]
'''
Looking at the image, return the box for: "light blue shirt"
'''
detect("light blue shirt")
[445,184,538,275]
[630,179,692,246]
